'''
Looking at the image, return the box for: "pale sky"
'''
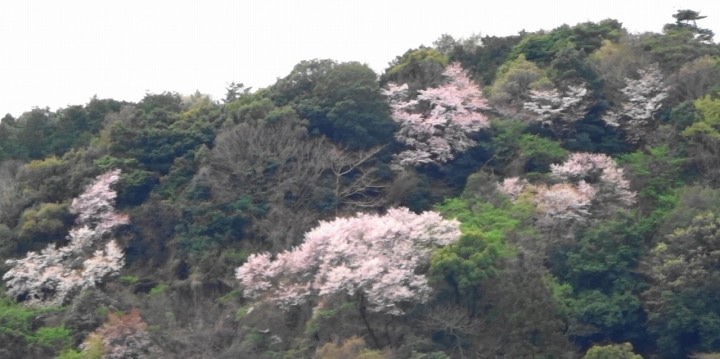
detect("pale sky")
[1,0,718,117]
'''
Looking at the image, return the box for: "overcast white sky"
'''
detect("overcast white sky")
[1,0,718,117]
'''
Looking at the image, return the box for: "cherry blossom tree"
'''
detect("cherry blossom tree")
[603,63,669,143]
[3,170,129,305]
[499,178,596,221]
[499,153,635,221]
[533,182,597,220]
[237,208,460,315]
[498,153,635,263]
[523,84,589,135]
[68,308,160,359]
[550,152,635,207]
[236,207,459,347]
[497,177,530,201]
[384,62,490,170]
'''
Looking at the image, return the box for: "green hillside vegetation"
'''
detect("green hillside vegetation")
[1,9,720,358]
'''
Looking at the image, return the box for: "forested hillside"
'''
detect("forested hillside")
[2,9,720,359]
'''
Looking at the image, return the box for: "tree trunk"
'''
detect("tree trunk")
[358,295,380,348]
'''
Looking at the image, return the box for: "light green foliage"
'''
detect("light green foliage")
[315,336,391,359]
[234,303,254,320]
[682,95,720,139]
[30,326,72,348]
[442,33,524,86]
[693,354,720,359]
[667,56,720,103]
[57,349,85,359]
[517,134,568,171]
[94,155,140,171]
[431,197,527,308]
[383,47,449,93]
[490,54,551,103]
[506,19,621,85]
[83,334,106,358]
[431,230,505,290]
[149,283,168,296]
[119,275,140,286]
[57,335,103,359]
[0,292,70,356]
[582,342,643,359]
[181,91,216,121]
[386,48,448,76]
[620,145,684,211]
[589,37,650,103]
[18,156,70,203]
[656,186,720,237]
[678,94,720,183]
[0,295,36,335]
[488,120,566,174]
[16,202,71,249]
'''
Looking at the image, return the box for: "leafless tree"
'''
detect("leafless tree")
[200,120,386,249]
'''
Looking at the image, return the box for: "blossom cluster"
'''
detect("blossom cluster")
[498,153,635,220]
[236,208,460,315]
[523,85,588,134]
[3,170,128,305]
[603,63,668,143]
[384,63,490,170]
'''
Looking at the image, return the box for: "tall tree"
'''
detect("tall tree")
[385,62,490,170]
[236,208,460,314]
[644,211,720,356]
[603,63,669,144]
[272,60,396,149]
[236,207,460,347]
[3,170,128,305]
[523,84,589,136]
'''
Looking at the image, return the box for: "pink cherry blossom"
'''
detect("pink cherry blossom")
[3,170,128,305]
[498,153,635,220]
[384,63,490,170]
[236,208,460,315]
[551,152,635,206]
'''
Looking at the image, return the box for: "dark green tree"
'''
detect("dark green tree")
[642,10,719,73]
[272,60,396,149]
[644,211,720,357]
